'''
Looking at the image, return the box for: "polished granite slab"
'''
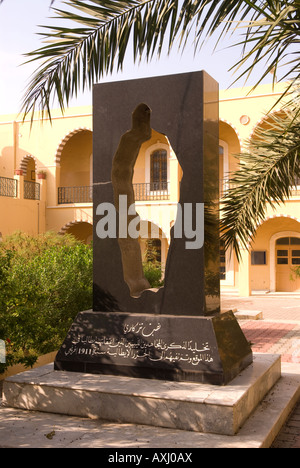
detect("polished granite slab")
[92,71,220,317]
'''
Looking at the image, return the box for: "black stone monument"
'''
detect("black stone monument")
[55,71,253,385]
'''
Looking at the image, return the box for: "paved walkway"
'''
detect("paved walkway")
[0,293,299,449]
[221,292,300,448]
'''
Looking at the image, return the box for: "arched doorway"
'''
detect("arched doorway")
[57,129,93,204]
[275,236,300,292]
[19,155,37,181]
[250,217,300,293]
[60,221,93,245]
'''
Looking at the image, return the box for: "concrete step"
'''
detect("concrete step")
[234,310,263,320]
[1,361,299,448]
[3,354,280,436]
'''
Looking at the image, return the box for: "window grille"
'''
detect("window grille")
[24,181,40,200]
[150,150,168,191]
[0,176,17,198]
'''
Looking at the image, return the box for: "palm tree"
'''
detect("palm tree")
[14,0,300,253]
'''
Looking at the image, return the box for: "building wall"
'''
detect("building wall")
[0,196,45,237]
[218,82,300,294]
[0,82,298,296]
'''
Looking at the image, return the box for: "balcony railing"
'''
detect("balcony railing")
[220,178,300,200]
[58,185,93,204]
[58,182,170,204]
[134,182,170,201]
[24,181,40,200]
[56,180,300,206]
[0,176,18,198]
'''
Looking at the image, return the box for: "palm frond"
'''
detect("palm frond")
[17,0,274,120]
[228,1,300,110]
[21,0,179,121]
[0,0,55,4]
[21,0,300,121]
[221,110,300,259]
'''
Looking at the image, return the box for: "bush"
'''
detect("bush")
[0,232,93,374]
[143,262,164,288]
[142,238,164,288]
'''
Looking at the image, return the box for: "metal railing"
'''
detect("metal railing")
[24,181,40,200]
[57,180,300,205]
[0,176,18,198]
[134,182,170,201]
[220,179,300,199]
[58,185,93,204]
[58,182,171,204]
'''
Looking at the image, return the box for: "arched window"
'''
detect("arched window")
[150,149,167,191]
[219,140,229,197]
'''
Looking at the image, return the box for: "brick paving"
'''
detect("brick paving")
[222,293,300,449]
[238,320,300,448]
[240,321,300,362]
[271,401,300,448]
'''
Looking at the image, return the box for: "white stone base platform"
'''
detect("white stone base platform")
[0,366,298,448]
[234,310,263,320]
[2,354,289,439]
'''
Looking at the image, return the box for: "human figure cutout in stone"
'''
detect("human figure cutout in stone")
[112,103,152,297]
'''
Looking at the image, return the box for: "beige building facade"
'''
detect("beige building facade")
[0,81,299,296]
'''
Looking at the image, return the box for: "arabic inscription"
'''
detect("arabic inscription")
[63,320,214,366]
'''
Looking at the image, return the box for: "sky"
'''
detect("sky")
[0,0,274,116]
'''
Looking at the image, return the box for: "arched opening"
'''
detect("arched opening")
[23,156,36,182]
[110,103,181,297]
[61,221,93,245]
[133,128,182,201]
[19,156,40,201]
[250,217,300,292]
[219,120,241,193]
[219,121,241,287]
[58,129,93,204]
[251,110,288,139]
[251,110,300,194]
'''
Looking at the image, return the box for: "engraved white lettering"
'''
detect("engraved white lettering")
[64,321,214,365]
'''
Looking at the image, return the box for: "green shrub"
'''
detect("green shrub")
[0,232,93,374]
[143,262,164,288]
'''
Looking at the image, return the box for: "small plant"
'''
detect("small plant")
[37,170,46,179]
[142,239,164,288]
[143,262,164,288]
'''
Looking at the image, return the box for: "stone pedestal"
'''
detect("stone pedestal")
[3,354,281,436]
[55,71,253,386]
[54,310,252,386]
